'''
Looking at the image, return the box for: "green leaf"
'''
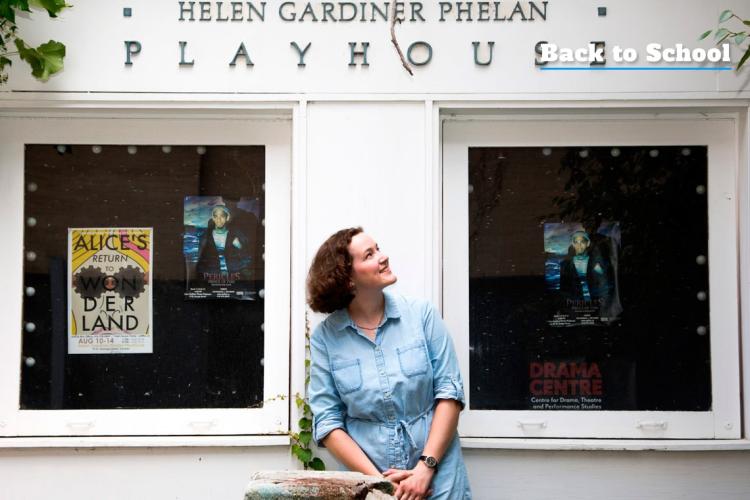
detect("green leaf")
[14,38,65,81]
[303,403,311,414]
[737,47,750,70]
[298,417,312,430]
[28,0,68,17]
[291,444,313,463]
[735,33,748,45]
[308,457,326,471]
[718,32,733,45]
[295,394,305,408]
[304,359,311,368]
[719,10,733,23]
[699,29,712,41]
[0,55,11,69]
[299,431,312,446]
[744,20,750,27]
[715,28,730,41]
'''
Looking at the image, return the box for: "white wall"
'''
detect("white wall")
[2,447,750,500]
[5,0,750,96]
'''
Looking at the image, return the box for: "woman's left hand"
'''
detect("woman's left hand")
[384,462,435,499]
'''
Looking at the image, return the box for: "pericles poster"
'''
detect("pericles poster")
[544,222,622,327]
[183,196,261,300]
[68,228,153,354]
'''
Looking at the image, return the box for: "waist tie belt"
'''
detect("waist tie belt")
[349,405,433,454]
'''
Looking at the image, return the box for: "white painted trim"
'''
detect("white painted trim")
[740,106,750,440]
[443,117,742,439]
[460,438,750,452]
[0,435,290,449]
[1,94,750,105]
[289,99,308,442]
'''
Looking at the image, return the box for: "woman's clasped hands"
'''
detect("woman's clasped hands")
[383,462,435,500]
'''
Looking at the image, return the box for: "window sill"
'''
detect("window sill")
[0,434,290,449]
[460,438,750,451]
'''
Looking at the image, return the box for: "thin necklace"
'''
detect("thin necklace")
[353,311,384,331]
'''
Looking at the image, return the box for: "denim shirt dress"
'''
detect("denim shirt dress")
[309,292,472,499]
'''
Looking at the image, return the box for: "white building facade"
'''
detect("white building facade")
[2,1,750,498]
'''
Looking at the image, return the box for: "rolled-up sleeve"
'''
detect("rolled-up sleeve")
[309,328,347,446]
[423,303,466,410]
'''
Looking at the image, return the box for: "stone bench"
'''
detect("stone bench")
[244,471,396,499]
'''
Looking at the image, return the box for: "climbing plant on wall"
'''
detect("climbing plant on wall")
[0,0,69,85]
[701,9,750,70]
[290,314,326,471]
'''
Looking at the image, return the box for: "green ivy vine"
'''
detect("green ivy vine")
[289,314,326,471]
[0,0,69,85]
[700,9,750,70]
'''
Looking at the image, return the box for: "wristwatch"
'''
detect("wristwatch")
[419,455,438,469]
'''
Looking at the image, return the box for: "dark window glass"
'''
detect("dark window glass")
[468,146,710,411]
[22,145,265,409]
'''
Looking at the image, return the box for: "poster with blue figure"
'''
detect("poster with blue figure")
[545,222,622,327]
[184,196,262,300]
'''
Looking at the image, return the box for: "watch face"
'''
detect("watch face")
[424,456,437,468]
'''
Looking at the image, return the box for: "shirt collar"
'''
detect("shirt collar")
[329,290,401,332]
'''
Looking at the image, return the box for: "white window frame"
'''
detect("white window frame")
[443,116,741,439]
[0,115,291,437]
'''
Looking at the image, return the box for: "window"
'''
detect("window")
[443,116,740,438]
[0,116,291,436]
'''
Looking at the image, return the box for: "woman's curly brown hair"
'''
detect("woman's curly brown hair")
[307,227,363,313]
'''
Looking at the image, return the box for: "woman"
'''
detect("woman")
[307,227,471,500]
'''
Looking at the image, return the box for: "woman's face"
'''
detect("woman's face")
[348,232,397,293]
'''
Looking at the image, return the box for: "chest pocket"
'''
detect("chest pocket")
[331,358,362,395]
[396,341,429,376]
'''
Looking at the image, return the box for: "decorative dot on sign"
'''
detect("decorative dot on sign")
[196,146,207,155]
[682,148,691,156]
[24,357,36,367]
[696,326,707,336]
[25,322,36,333]
[649,149,659,158]
[27,182,38,192]
[579,149,589,158]
[542,147,552,156]
[127,145,138,155]
[468,184,474,194]
[610,148,620,157]
[695,255,707,265]
[258,289,265,299]
[162,145,172,154]
[696,291,707,301]
[25,287,36,297]
[27,217,37,227]
[260,323,264,332]
[92,145,102,154]
[696,185,706,195]
[260,358,264,366]
[56,145,66,154]
[26,251,37,262]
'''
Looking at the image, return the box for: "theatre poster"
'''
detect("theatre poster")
[68,228,153,354]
